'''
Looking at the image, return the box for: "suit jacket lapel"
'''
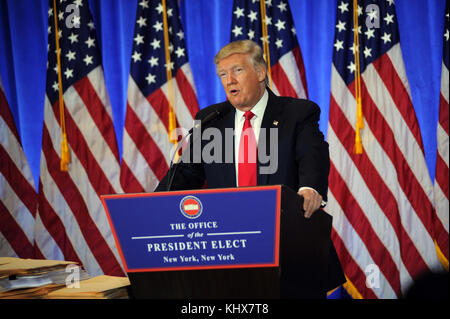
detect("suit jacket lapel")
[257,89,283,185]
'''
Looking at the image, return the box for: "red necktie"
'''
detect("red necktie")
[238,111,257,186]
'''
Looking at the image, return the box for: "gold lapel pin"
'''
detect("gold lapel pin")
[273,120,279,126]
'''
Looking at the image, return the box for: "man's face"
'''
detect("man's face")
[217,53,266,111]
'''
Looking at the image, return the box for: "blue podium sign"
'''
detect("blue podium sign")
[101,186,281,272]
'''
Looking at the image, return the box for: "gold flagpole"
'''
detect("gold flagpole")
[260,0,272,89]
[53,0,70,171]
[162,0,177,144]
[353,0,364,154]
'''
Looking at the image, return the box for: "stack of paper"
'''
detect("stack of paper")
[0,257,130,299]
[47,275,131,299]
[0,257,88,299]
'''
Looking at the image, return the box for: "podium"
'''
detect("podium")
[101,185,333,299]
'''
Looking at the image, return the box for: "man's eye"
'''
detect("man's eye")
[219,72,227,78]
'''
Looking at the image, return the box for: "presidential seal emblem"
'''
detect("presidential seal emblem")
[180,196,203,219]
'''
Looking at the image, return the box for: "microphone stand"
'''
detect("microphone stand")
[166,129,193,191]
[166,108,221,191]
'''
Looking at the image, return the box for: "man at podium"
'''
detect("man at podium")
[155,40,345,295]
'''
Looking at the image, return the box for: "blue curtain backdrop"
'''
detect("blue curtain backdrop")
[0,0,446,188]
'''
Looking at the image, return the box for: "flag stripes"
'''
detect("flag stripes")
[0,78,37,258]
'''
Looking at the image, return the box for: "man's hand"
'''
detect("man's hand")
[298,188,323,218]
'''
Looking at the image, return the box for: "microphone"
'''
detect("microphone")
[166,105,230,191]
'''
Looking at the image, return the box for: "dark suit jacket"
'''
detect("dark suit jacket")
[156,89,330,198]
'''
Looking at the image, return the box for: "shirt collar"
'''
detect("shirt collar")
[235,89,268,120]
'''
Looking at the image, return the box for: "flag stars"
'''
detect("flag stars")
[363,46,372,58]
[145,73,156,84]
[352,25,362,34]
[381,32,391,44]
[277,1,287,12]
[365,28,375,40]
[52,81,59,91]
[232,25,243,37]
[176,30,184,40]
[139,0,149,9]
[260,34,270,45]
[175,47,185,58]
[150,38,161,50]
[132,51,142,62]
[136,16,147,28]
[334,39,344,52]
[72,14,81,28]
[234,7,244,19]
[85,37,95,48]
[68,32,78,44]
[153,21,163,32]
[148,56,158,67]
[367,7,378,23]
[336,20,346,32]
[275,19,285,31]
[275,38,283,49]
[87,21,95,30]
[247,30,255,40]
[248,10,258,22]
[66,50,76,61]
[134,33,144,45]
[384,13,394,25]
[164,61,174,70]
[64,68,74,79]
[338,1,349,14]
[347,61,356,73]
[156,3,163,14]
[349,44,358,55]
[83,54,93,66]
[444,29,449,42]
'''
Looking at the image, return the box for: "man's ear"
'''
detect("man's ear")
[256,66,267,82]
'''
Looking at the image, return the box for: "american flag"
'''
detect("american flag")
[230,0,308,99]
[434,2,449,268]
[120,0,200,193]
[35,0,125,277]
[0,76,38,258]
[327,0,444,298]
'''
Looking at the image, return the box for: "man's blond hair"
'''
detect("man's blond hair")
[214,40,267,69]
[214,40,268,85]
